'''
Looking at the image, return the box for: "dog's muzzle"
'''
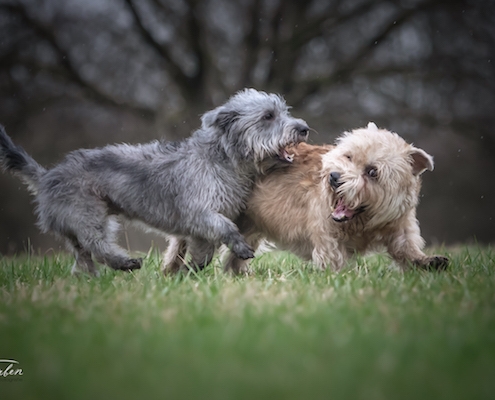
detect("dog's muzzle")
[295,123,309,138]
[329,172,365,222]
[276,123,309,163]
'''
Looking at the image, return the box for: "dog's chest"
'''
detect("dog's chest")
[196,165,254,217]
[339,221,387,253]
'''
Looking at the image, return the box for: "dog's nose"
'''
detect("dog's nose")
[295,124,309,137]
[329,172,343,189]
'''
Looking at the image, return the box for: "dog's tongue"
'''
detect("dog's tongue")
[332,198,355,222]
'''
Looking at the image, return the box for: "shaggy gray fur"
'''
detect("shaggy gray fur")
[0,89,309,275]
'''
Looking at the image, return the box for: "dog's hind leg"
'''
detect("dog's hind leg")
[162,236,215,274]
[90,240,142,271]
[75,217,142,272]
[162,236,187,275]
[67,238,98,276]
[187,237,216,272]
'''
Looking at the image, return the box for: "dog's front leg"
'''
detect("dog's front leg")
[161,236,216,273]
[386,222,449,271]
[223,235,261,275]
[310,234,347,271]
[194,212,255,260]
[222,214,263,274]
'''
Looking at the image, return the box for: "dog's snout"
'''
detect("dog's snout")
[295,124,309,137]
[329,172,343,189]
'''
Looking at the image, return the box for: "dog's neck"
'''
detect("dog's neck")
[219,134,260,176]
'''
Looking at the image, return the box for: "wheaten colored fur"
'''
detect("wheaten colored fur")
[165,123,448,273]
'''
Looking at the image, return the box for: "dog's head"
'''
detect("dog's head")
[200,88,309,163]
[321,122,434,228]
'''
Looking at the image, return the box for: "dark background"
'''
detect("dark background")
[0,0,493,255]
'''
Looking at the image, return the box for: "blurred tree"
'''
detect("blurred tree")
[0,0,493,253]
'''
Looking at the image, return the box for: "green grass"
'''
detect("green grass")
[0,246,494,400]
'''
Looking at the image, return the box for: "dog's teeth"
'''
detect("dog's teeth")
[279,149,294,163]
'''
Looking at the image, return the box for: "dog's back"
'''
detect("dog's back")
[244,143,333,259]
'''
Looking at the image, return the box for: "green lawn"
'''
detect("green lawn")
[0,247,494,400]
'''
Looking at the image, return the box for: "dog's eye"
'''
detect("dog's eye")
[263,112,274,121]
[366,166,378,179]
[345,154,352,161]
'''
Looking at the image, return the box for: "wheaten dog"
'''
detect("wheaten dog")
[218,123,448,273]
[213,122,448,273]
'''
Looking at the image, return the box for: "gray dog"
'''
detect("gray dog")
[0,89,309,275]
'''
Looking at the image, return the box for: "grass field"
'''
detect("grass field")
[0,246,494,400]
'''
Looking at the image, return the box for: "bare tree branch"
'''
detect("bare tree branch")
[123,0,192,95]
[239,0,262,88]
[181,0,209,97]
[291,1,436,105]
[264,1,286,88]
[288,0,380,50]
[0,3,156,119]
[267,1,312,92]
[261,0,383,93]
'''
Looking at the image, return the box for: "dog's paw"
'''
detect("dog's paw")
[226,262,252,275]
[231,241,255,260]
[236,264,252,275]
[427,256,449,270]
[416,256,449,271]
[120,258,142,271]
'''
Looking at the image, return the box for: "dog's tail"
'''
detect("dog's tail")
[0,125,46,193]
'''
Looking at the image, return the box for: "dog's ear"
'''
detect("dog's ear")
[201,107,239,132]
[409,147,434,175]
[367,122,378,130]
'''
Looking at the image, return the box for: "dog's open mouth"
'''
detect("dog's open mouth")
[277,144,296,163]
[331,198,365,222]
[278,147,294,163]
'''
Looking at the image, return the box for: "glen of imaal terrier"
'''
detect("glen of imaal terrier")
[164,122,448,273]
[0,89,309,275]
